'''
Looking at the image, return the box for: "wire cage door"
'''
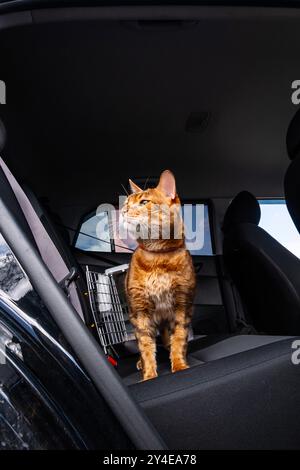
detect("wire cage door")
[86,264,132,354]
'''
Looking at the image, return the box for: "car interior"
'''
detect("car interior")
[1,4,300,449]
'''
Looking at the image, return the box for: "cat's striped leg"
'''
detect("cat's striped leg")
[170,310,190,373]
[134,317,158,381]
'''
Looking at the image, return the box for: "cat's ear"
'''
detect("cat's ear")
[157,170,176,200]
[129,179,142,194]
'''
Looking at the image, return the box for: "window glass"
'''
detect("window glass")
[75,212,112,252]
[259,199,300,258]
[0,233,59,330]
[0,234,32,301]
[75,203,213,256]
[185,204,213,256]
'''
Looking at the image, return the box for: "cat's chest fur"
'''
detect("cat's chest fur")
[127,248,188,324]
[144,271,175,321]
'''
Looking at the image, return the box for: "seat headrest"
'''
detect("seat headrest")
[0,118,6,153]
[286,108,300,160]
[223,191,261,233]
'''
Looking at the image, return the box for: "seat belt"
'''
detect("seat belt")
[0,157,84,320]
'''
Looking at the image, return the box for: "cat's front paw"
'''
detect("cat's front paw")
[136,358,142,370]
[142,372,158,381]
[142,368,158,381]
[171,361,189,373]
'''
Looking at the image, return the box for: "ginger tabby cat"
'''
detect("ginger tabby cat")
[122,170,196,381]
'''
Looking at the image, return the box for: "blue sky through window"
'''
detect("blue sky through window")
[259,200,300,259]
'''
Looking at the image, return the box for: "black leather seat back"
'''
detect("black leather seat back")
[285,109,300,233]
[223,192,300,334]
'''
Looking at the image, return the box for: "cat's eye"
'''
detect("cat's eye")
[140,199,149,205]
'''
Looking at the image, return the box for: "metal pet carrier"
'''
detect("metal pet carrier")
[86,264,134,355]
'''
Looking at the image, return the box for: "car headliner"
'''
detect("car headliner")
[0,5,298,228]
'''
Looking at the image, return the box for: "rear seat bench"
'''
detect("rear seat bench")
[118,334,288,385]
[128,336,300,449]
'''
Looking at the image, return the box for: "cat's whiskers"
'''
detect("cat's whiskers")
[120,183,129,196]
[143,176,150,190]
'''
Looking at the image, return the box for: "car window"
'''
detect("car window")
[0,233,32,301]
[75,212,112,253]
[0,233,61,331]
[74,203,213,256]
[259,199,300,258]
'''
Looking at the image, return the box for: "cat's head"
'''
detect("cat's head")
[121,170,184,249]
